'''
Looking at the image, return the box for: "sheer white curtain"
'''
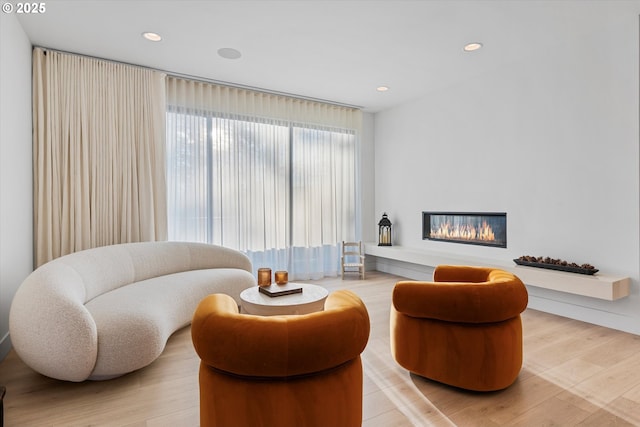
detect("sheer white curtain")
[32,48,167,267]
[166,77,361,279]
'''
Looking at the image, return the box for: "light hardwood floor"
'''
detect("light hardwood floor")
[1,270,639,426]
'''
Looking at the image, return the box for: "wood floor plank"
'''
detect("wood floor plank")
[1,270,639,426]
[507,395,592,427]
[623,382,640,403]
[574,396,640,427]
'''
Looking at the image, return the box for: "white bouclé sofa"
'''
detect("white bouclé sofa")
[9,241,256,382]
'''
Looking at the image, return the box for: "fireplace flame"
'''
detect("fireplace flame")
[431,220,496,242]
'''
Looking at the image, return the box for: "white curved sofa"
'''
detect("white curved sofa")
[9,241,256,382]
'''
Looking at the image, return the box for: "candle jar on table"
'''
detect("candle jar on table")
[274,271,288,285]
[257,268,272,287]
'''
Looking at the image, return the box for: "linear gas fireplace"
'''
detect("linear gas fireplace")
[422,212,507,248]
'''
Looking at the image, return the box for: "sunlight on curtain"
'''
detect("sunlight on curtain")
[32,48,167,266]
[290,127,357,278]
[166,77,361,279]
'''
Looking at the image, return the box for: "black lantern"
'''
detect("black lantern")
[378,213,392,246]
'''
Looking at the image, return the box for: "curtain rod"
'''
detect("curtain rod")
[35,46,363,110]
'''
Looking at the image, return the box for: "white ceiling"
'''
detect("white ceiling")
[16,0,640,112]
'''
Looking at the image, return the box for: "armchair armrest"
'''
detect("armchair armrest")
[392,275,528,323]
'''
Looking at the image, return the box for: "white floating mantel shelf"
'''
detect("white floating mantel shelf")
[511,265,629,301]
[364,244,630,301]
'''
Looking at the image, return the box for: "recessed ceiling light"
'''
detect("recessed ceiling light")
[376,86,389,92]
[217,47,242,60]
[142,32,162,42]
[463,42,483,52]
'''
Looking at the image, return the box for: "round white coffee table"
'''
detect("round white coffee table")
[240,283,329,316]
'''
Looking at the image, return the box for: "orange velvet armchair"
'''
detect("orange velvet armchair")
[390,265,528,392]
[191,289,370,427]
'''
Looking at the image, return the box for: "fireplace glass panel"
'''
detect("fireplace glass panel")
[422,212,507,248]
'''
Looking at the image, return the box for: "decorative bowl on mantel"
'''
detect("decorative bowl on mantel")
[514,256,598,275]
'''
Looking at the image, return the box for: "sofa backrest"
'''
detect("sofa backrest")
[33,241,252,303]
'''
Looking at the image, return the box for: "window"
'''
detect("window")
[166,108,358,279]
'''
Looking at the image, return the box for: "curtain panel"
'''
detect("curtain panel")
[166,77,362,279]
[32,48,167,267]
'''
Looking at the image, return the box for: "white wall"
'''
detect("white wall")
[360,112,376,242]
[0,13,33,359]
[373,12,640,334]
